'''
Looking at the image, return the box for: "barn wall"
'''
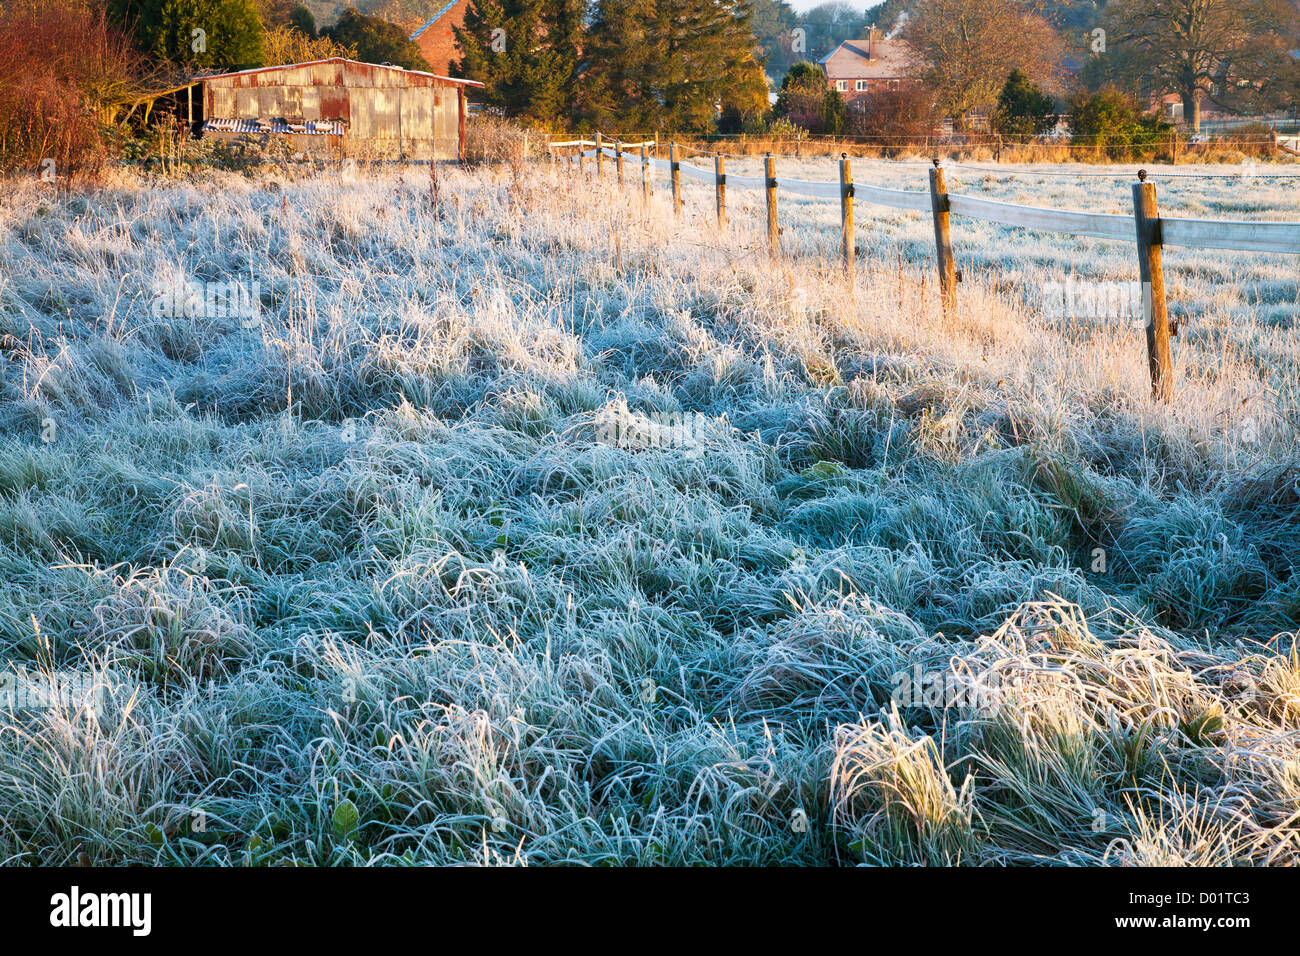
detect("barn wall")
[434,86,459,159]
[400,87,433,160]
[203,60,471,160]
[205,61,351,125]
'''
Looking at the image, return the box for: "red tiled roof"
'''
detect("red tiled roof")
[820,37,916,80]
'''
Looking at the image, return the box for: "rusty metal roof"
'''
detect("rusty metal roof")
[201,57,483,88]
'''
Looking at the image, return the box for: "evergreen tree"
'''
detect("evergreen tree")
[323,7,431,70]
[107,0,266,68]
[995,69,1056,136]
[583,0,769,133]
[289,4,316,36]
[453,0,584,125]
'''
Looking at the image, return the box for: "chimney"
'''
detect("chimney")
[868,26,877,59]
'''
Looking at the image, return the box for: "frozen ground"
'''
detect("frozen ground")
[0,159,1296,865]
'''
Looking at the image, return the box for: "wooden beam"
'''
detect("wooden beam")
[670,143,681,216]
[715,154,726,227]
[457,86,465,163]
[839,154,854,273]
[764,153,778,254]
[1132,176,1173,401]
[928,162,957,315]
[640,144,648,203]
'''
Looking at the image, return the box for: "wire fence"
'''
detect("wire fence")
[548,136,1300,402]
[554,128,1297,164]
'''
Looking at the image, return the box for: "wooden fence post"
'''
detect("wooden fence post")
[1132,171,1173,402]
[764,152,779,254]
[715,154,726,227]
[640,144,649,203]
[928,160,957,315]
[616,139,624,184]
[595,131,602,178]
[670,143,682,216]
[839,153,854,274]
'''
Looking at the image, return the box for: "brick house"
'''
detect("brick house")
[1149,92,1185,122]
[819,28,917,108]
[411,0,473,77]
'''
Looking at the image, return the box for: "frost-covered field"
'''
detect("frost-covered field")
[0,159,1297,865]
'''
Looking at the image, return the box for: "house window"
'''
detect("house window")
[888,79,900,90]
[835,80,847,91]
[856,80,869,91]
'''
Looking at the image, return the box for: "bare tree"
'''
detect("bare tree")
[1104,0,1299,131]
[903,0,1062,127]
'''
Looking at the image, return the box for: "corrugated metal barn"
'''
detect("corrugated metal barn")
[200,58,483,161]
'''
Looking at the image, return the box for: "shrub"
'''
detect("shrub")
[774,62,847,135]
[849,84,940,153]
[765,116,808,140]
[261,24,356,66]
[1068,88,1173,159]
[463,110,534,165]
[0,80,106,182]
[0,2,146,181]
